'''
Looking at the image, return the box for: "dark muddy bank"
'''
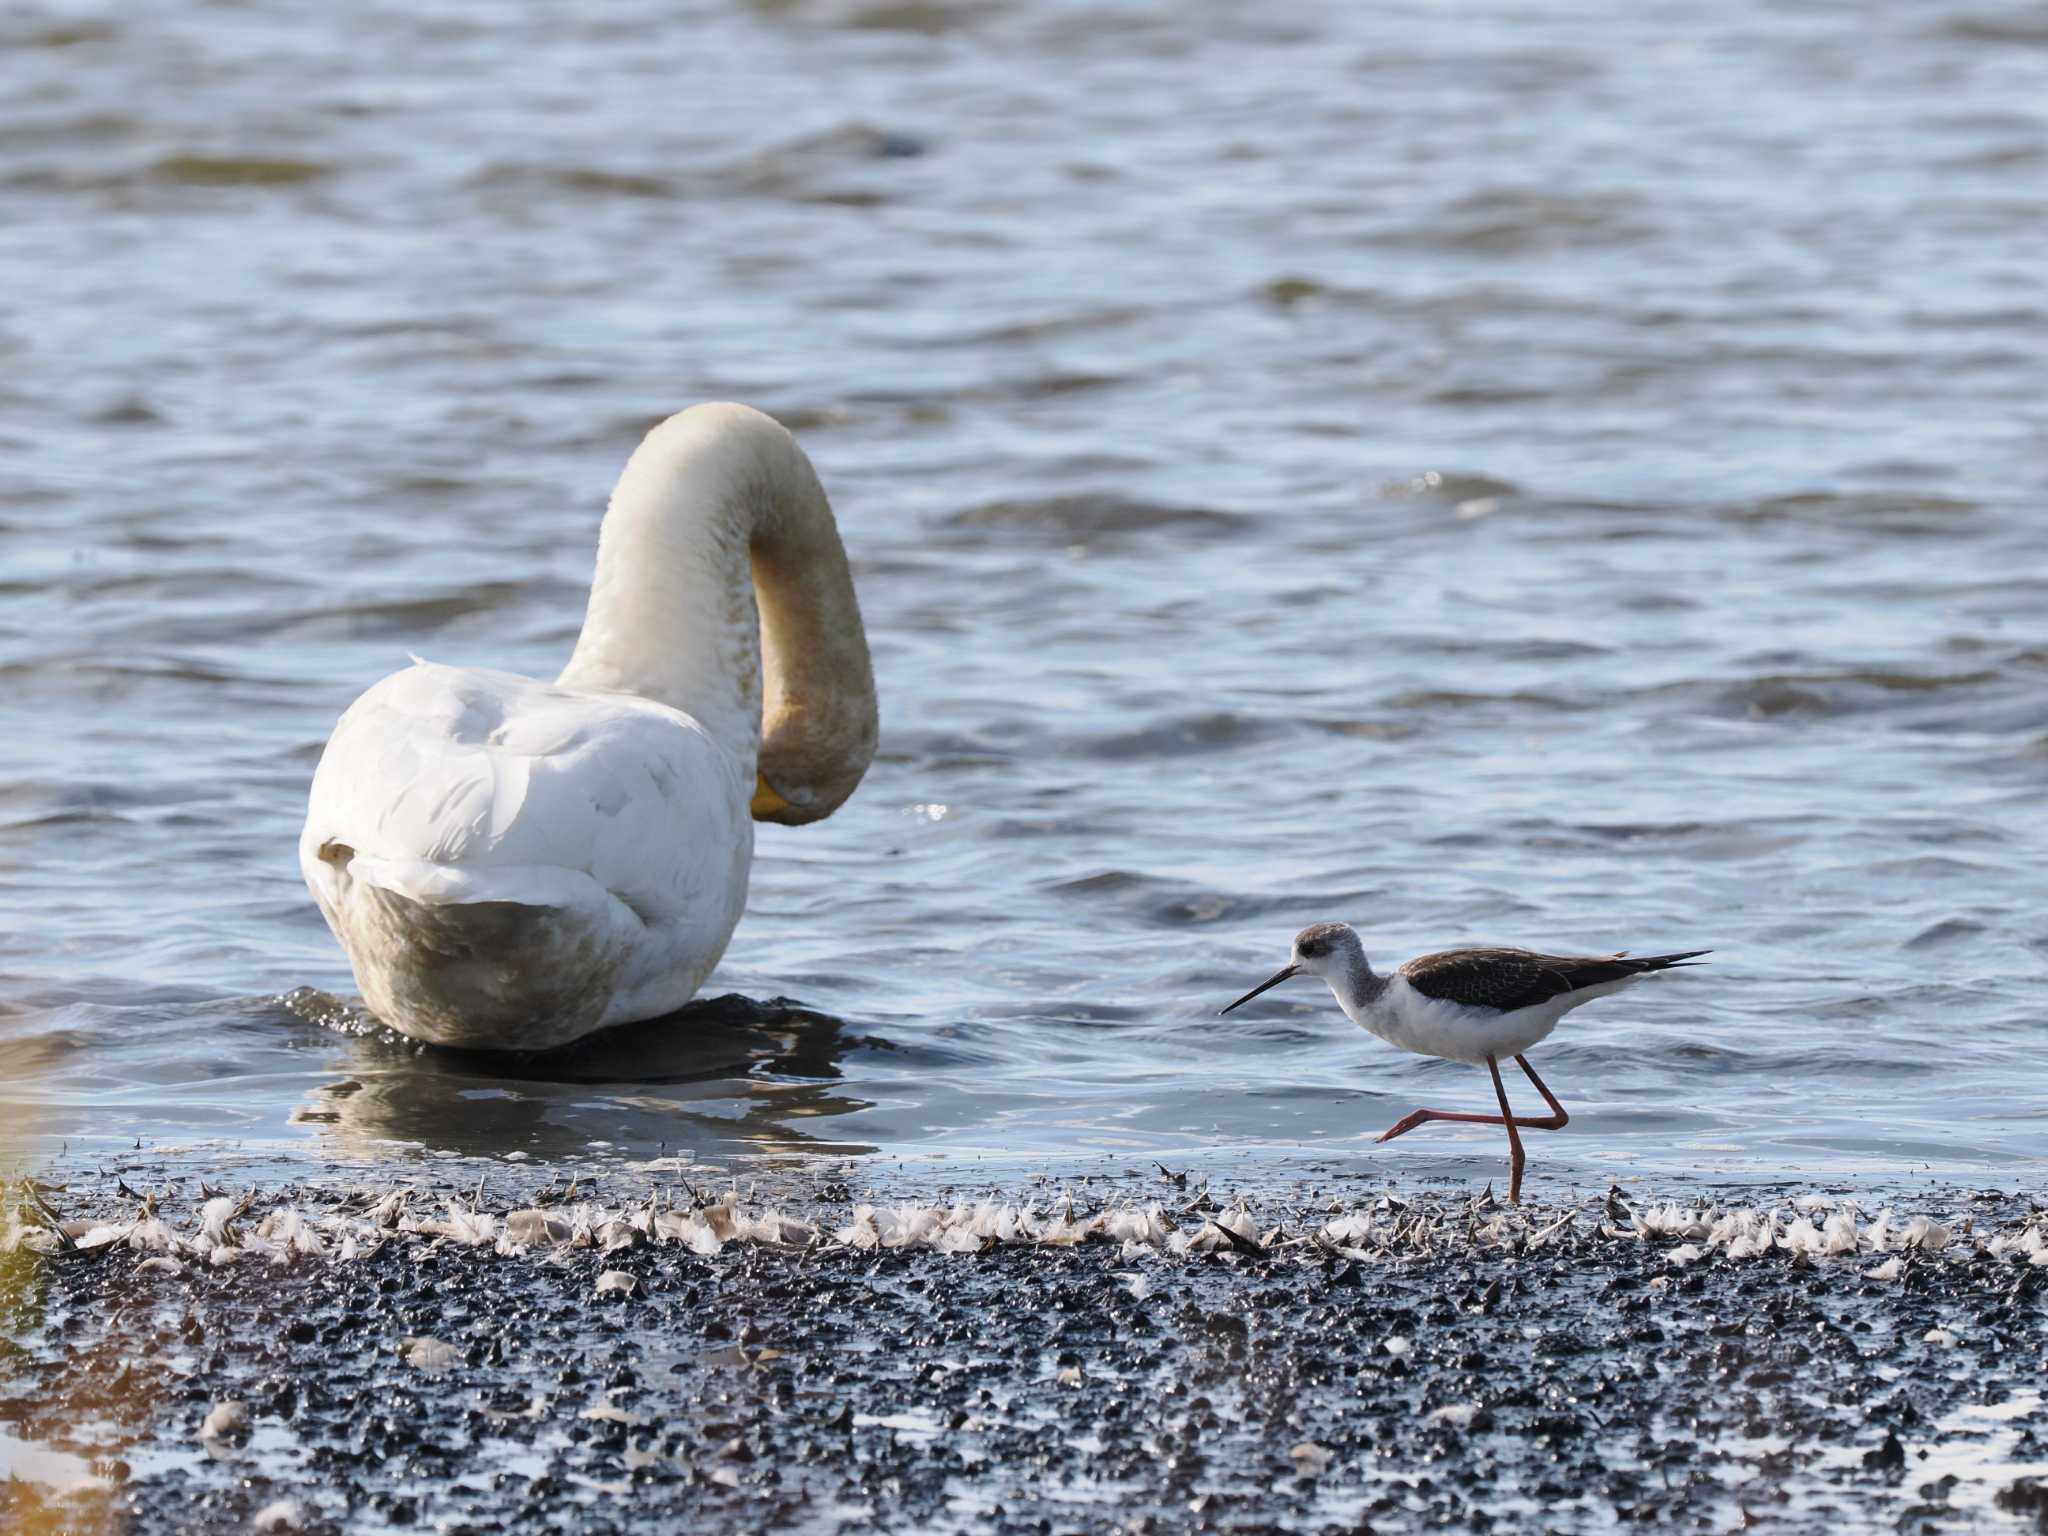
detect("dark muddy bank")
[2,1173,2044,1535]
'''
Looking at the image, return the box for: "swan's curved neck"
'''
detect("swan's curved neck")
[558,404,878,823]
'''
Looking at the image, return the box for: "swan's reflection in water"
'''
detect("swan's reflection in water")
[288,991,880,1161]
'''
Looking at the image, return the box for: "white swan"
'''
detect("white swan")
[299,404,878,1050]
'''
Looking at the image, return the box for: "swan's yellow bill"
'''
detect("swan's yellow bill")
[751,773,792,817]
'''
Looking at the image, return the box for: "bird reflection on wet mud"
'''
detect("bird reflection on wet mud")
[279,989,881,1161]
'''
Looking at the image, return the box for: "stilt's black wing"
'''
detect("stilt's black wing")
[1399,948,1709,1014]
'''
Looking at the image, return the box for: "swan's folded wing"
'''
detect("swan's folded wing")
[300,662,747,922]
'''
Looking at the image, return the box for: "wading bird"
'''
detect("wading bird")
[301,404,878,1050]
[1222,922,1707,1202]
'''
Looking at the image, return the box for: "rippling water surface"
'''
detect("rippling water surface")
[4,0,2046,1184]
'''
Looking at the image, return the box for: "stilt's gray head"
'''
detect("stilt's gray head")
[1219,922,1366,1015]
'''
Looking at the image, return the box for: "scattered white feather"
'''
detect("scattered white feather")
[502,1209,574,1250]
[654,1209,727,1255]
[1899,1216,1951,1251]
[1100,1206,1171,1247]
[1781,1217,1824,1256]
[738,1209,816,1247]
[6,1185,2021,1291]
[415,1200,497,1247]
[1987,1224,2048,1266]
[1289,1441,1333,1476]
[198,1197,240,1246]
[366,1190,408,1230]
[252,1499,304,1532]
[404,1337,461,1374]
[1633,1203,1712,1241]
[256,1207,325,1263]
[199,1401,248,1441]
[1322,1214,1376,1246]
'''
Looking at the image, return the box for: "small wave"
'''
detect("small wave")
[89,396,162,426]
[0,779,157,815]
[1937,14,2048,46]
[888,727,1018,769]
[148,155,331,188]
[1904,918,1989,950]
[1707,669,2003,721]
[468,163,679,201]
[1377,188,1653,256]
[1305,717,1419,742]
[1425,383,1549,408]
[813,2,992,36]
[1043,870,1150,900]
[1379,469,1521,504]
[1256,276,1384,310]
[1383,687,1584,714]
[1387,634,1614,662]
[134,579,583,647]
[943,494,1249,545]
[1863,855,1994,881]
[1715,492,1980,535]
[723,122,929,196]
[1073,711,1283,762]
[1568,819,1711,843]
[7,19,118,47]
[897,305,1154,350]
[1040,871,1240,926]
[0,808,132,839]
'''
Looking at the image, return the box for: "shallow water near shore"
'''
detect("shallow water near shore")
[4,0,2048,1187]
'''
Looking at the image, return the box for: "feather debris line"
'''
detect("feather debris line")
[2,1178,2041,1273]
[1618,1199,2024,1267]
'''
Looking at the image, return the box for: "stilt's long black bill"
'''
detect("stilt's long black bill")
[1220,963,1299,1016]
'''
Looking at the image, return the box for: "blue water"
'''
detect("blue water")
[3,0,2047,1185]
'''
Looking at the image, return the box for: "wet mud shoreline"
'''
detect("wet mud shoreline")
[3,1168,2045,1535]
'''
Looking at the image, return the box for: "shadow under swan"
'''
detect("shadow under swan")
[280,988,883,1162]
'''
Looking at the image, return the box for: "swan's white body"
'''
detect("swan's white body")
[300,405,876,1050]
[301,664,751,1045]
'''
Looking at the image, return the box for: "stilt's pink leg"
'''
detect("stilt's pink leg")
[1486,1055,1526,1204]
[1376,1106,1515,1142]
[1372,1054,1573,1206]
[1513,1054,1569,1130]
